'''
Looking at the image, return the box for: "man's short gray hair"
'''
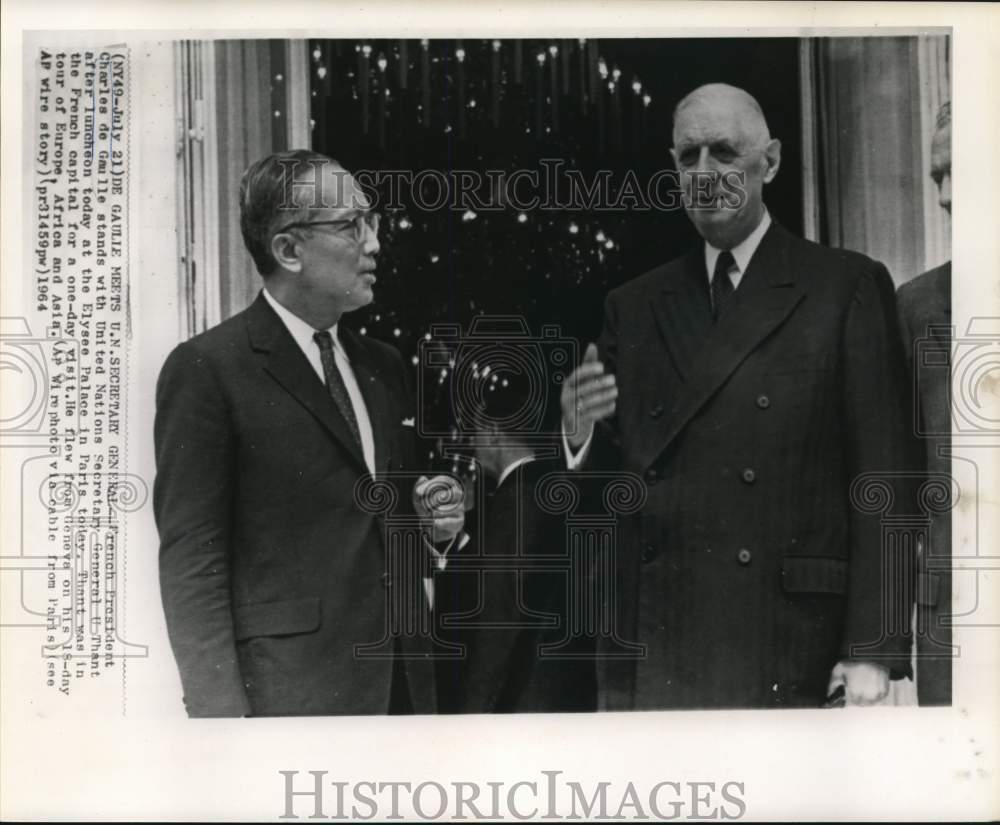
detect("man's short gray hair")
[238,149,340,276]
[935,101,951,131]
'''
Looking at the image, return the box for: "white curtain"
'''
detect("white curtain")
[175,39,311,332]
[806,35,950,287]
[917,35,951,273]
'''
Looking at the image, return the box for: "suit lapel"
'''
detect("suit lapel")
[245,294,369,473]
[652,248,713,381]
[653,223,805,462]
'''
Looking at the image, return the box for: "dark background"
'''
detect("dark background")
[308,38,802,448]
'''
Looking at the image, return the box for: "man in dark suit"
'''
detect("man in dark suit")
[897,102,952,706]
[154,150,462,717]
[560,83,913,710]
[433,369,597,714]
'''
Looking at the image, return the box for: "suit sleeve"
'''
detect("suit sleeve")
[435,530,518,714]
[584,290,624,470]
[896,282,916,371]
[896,280,929,472]
[841,263,915,678]
[450,462,566,713]
[153,342,251,717]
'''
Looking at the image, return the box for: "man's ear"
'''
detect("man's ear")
[762,138,782,184]
[669,147,679,169]
[269,230,302,273]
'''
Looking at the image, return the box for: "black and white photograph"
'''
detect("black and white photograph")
[1,1,997,821]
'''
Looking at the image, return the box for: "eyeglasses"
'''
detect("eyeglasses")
[275,211,381,243]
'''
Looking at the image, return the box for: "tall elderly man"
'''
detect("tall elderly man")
[897,102,953,706]
[562,84,913,709]
[154,150,462,716]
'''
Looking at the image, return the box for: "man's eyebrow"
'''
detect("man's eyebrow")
[675,138,735,150]
[326,203,368,218]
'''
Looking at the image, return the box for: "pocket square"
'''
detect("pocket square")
[401,417,415,427]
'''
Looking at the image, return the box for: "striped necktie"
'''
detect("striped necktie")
[711,250,736,322]
[313,330,362,449]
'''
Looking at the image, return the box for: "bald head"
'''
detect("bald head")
[672,83,771,149]
[669,83,781,250]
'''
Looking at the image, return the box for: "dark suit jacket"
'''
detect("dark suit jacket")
[897,261,952,706]
[434,460,597,713]
[588,221,913,710]
[153,293,436,717]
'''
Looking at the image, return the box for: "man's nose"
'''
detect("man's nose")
[684,146,720,206]
[684,147,721,187]
[362,225,380,256]
[690,145,717,173]
[939,172,951,213]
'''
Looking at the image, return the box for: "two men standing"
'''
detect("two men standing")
[156,83,936,715]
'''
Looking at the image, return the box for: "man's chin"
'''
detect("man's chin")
[343,286,375,313]
[359,273,376,294]
[356,287,375,307]
[688,209,752,249]
[689,211,736,243]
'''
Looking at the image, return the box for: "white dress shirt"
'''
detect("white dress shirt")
[496,454,537,489]
[563,210,772,469]
[262,288,376,476]
[263,289,453,606]
[703,209,772,303]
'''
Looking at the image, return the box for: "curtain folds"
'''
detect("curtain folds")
[813,35,950,286]
[175,39,310,330]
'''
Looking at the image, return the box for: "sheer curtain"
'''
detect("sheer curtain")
[214,40,310,322]
[803,34,952,706]
[807,35,950,287]
[917,35,951,272]
[174,39,310,334]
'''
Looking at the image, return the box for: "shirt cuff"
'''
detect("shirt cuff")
[424,531,469,574]
[562,423,594,470]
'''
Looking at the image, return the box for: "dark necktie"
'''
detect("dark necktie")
[711,250,736,322]
[313,330,362,449]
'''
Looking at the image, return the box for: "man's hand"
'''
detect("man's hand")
[560,343,618,449]
[827,660,890,706]
[413,474,465,544]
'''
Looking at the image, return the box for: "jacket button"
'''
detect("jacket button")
[756,394,771,410]
[644,468,659,485]
[381,572,392,588]
[649,403,664,419]
[741,467,757,484]
[737,548,752,566]
[641,544,657,563]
